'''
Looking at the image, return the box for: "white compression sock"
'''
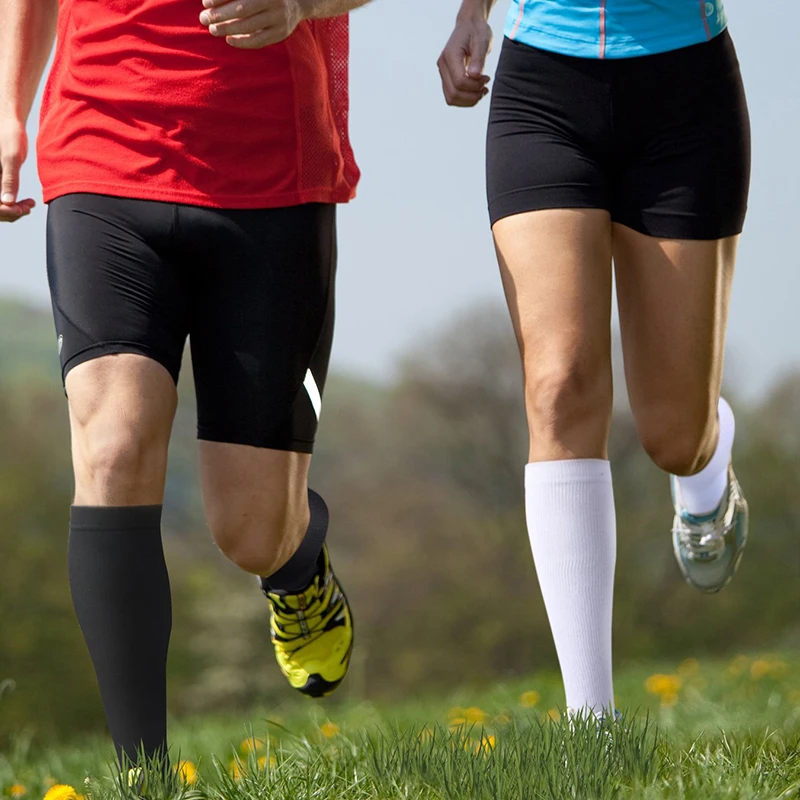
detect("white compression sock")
[674,397,735,516]
[524,459,616,715]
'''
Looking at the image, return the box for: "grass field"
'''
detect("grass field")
[3,653,800,800]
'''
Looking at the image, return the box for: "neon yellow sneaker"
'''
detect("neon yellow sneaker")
[264,545,353,698]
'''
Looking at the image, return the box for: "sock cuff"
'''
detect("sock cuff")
[261,489,328,592]
[70,505,163,531]
[525,458,611,486]
[718,396,735,442]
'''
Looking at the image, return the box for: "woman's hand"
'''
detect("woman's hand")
[437,15,493,107]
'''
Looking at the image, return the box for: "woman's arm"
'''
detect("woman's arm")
[437,0,498,107]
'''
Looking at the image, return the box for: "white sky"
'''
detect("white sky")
[1,0,798,399]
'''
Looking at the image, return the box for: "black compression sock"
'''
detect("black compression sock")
[69,505,171,766]
[261,489,328,593]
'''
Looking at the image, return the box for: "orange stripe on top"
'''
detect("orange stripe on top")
[510,0,527,39]
[698,0,712,39]
[599,0,607,58]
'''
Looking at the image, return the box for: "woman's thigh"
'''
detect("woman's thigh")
[493,208,614,462]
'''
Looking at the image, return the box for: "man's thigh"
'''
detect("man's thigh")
[47,193,190,386]
[187,202,337,455]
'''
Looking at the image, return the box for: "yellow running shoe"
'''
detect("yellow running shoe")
[264,544,353,698]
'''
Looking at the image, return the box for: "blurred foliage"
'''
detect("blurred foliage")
[0,299,798,746]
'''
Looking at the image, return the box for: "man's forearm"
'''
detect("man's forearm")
[300,0,374,21]
[457,0,497,21]
[0,0,58,123]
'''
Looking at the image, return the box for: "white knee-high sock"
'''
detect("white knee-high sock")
[524,459,616,715]
[674,397,735,516]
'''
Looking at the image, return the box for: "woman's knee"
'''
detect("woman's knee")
[524,357,613,457]
[636,400,717,476]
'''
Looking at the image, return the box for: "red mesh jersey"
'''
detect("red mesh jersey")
[38,1,360,208]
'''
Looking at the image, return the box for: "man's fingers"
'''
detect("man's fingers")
[208,9,277,36]
[0,201,32,223]
[225,27,283,49]
[0,152,22,205]
[200,0,261,25]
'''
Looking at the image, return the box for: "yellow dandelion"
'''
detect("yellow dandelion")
[240,736,264,754]
[476,734,496,754]
[42,786,79,800]
[750,659,771,680]
[660,692,679,708]
[8,785,26,798]
[644,674,682,696]
[728,655,749,676]
[320,722,339,739]
[547,708,561,722]
[175,760,198,785]
[677,658,700,677]
[257,754,277,769]
[464,707,487,724]
[229,759,245,780]
[519,690,540,709]
[768,659,790,679]
[448,708,466,728]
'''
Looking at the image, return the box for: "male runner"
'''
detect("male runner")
[1,0,371,766]
[438,0,750,716]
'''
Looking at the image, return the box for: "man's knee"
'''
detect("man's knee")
[67,355,176,503]
[209,498,309,577]
[77,427,167,495]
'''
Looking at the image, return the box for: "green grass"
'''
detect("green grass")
[3,653,800,799]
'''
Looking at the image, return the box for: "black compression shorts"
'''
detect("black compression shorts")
[47,194,336,452]
[487,30,751,239]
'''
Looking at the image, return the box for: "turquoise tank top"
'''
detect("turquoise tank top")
[504,0,728,59]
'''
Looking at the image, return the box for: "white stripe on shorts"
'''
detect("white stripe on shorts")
[304,369,322,420]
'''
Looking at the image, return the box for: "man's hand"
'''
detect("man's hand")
[199,0,307,49]
[438,16,493,107]
[0,119,35,223]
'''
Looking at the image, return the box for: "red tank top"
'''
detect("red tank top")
[37,0,360,208]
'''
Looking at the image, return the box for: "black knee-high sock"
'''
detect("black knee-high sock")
[69,505,171,766]
[261,489,328,593]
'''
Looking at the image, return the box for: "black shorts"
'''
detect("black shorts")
[47,194,336,453]
[487,30,751,239]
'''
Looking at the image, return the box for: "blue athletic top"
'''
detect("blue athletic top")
[504,0,728,59]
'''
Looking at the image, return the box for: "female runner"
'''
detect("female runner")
[438,0,750,714]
